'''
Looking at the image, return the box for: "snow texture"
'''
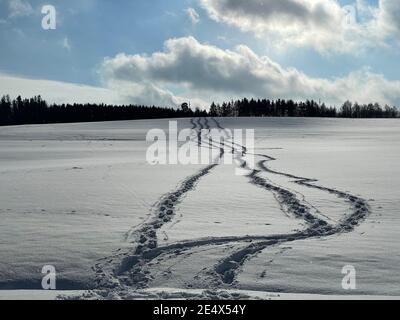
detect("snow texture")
[0,117,399,299]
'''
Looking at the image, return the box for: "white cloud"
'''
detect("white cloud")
[62,37,71,52]
[105,79,188,107]
[199,0,400,54]
[0,74,125,105]
[186,7,200,24]
[8,0,34,18]
[3,36,400,108]
[375,0,400,37]
[101,36,400,107]
[0,73,202,108]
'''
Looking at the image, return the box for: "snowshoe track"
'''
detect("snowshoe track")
[81,117,370,298]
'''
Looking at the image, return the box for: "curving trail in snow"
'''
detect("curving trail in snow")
[77,117,370,299]
[210,118,370,285]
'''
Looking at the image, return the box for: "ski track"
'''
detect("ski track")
[79,117,370,298]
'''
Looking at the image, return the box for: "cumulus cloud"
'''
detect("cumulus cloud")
[201,0,341,29]
[199,0,400,54]
[186,7,200,24]
[2,37,400,108]
[101,36,400,107]
[375,0,400,37]
[8,0,34,18]
[105,79,186,107]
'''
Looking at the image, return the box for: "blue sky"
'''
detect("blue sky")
[0,0,399,107]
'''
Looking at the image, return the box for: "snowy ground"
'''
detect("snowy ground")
[0,117,399,299]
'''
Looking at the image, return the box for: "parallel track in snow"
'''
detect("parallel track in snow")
[83,117,370,297]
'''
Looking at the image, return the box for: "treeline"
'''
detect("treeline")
[209,98,399,118]
[0,95,398,126]
[0,95,206,126]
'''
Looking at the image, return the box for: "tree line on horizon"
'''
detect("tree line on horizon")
[209,98,399,118]
[0,95,206,126]
[0,95,398,126]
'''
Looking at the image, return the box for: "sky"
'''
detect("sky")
[0,0,400,108]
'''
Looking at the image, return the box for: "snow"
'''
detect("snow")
[0,120,201,289]
[0,288,397,301]
[0,117,399,299]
